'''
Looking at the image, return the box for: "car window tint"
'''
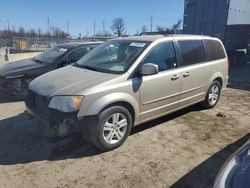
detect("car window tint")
[203,40,226,61]
[142,42,177,72]
[68,47,89,63]
[179,40,205,66]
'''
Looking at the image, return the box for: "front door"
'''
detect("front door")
[139,42,182,121]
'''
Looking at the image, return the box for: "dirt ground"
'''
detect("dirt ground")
[0,64,249,188]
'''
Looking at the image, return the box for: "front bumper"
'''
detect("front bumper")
[25,91,80,136]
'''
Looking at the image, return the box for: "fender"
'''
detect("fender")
[78,92,140,122]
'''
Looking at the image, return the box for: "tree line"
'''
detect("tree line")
[0,17,182,39]
[0,27,69,39]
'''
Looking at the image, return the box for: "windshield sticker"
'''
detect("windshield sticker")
[129,42,146,48]
[59,48,68,52]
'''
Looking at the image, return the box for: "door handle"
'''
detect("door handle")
[183,72,191,78]
[171,74,180,80]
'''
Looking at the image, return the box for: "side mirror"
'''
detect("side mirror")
[61,57,69,66]
[140,63,159,76]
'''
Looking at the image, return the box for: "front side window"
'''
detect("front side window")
[179,40,205,66]
[34,46,68,63]
[76,40,150,74]
[141,42,177,72]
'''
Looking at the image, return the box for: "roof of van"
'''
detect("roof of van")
[114,34,215,42]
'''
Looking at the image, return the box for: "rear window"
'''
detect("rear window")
[178,40,205,66]
[203,40,226,61]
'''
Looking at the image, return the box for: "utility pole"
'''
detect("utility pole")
[93,21,96,36]
[86,28,89,37]
[102,20,105,35]
[67,20,69,36]
[38,27,41,37]
[150,14,153,32]
[7,19,10,32]
[47,17,50,35]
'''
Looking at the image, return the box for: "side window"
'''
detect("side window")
[142,42,177,72]
[179,40,205,66]
[67,47,88,63]
[203,40,226,61]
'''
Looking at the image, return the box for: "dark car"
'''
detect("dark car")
[214,139,250,188]
[0,41,102,98]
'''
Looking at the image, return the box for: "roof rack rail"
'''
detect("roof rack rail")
[140,31,176,36]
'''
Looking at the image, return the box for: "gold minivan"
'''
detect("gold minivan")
[25,35,229,150]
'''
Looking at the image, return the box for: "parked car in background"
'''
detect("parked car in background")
[214,139,250,188]
[25,35,228,151]
[0,41,102,98]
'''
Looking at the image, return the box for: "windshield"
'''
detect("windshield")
[34,46,68,63]
[75,40,150,74]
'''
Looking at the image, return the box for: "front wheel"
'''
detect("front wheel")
[201,81,221,109]
[91,106,133,151]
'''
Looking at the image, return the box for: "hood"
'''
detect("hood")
[29,65,119,97]
[0,58,46,77]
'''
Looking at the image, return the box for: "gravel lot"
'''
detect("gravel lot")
[0,63,249,188]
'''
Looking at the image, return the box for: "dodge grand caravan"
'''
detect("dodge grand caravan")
[25,35,229,151]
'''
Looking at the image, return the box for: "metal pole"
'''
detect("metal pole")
[150,14,153,32]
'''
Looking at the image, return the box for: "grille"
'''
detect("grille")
[25,90,52,119]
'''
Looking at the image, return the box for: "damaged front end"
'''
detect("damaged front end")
[25,90,81,137]
[0,75,31,98]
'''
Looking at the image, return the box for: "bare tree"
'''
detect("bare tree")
[171,19,182,33]
[156,26,166,32]
[18,27,25,36]
[156,19,183,33]
[111,17,125,37]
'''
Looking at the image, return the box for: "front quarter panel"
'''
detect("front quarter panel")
[77,79,140,123]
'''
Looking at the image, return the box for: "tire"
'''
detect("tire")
[87,106,133,151]
[201,80,221,109]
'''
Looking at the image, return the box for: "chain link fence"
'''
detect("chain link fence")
[0,36,114,54]
[0,37,70,53]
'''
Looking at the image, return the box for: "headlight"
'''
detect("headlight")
[48,96,84,112]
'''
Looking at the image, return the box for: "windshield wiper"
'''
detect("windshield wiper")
[77,64,106,73]
[33,57,44,64]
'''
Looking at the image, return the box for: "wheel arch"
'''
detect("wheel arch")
[78,92,140,123]
[207,72,224,91]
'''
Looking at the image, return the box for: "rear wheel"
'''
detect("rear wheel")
[88,106,133,151]
[201,81,221,109]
